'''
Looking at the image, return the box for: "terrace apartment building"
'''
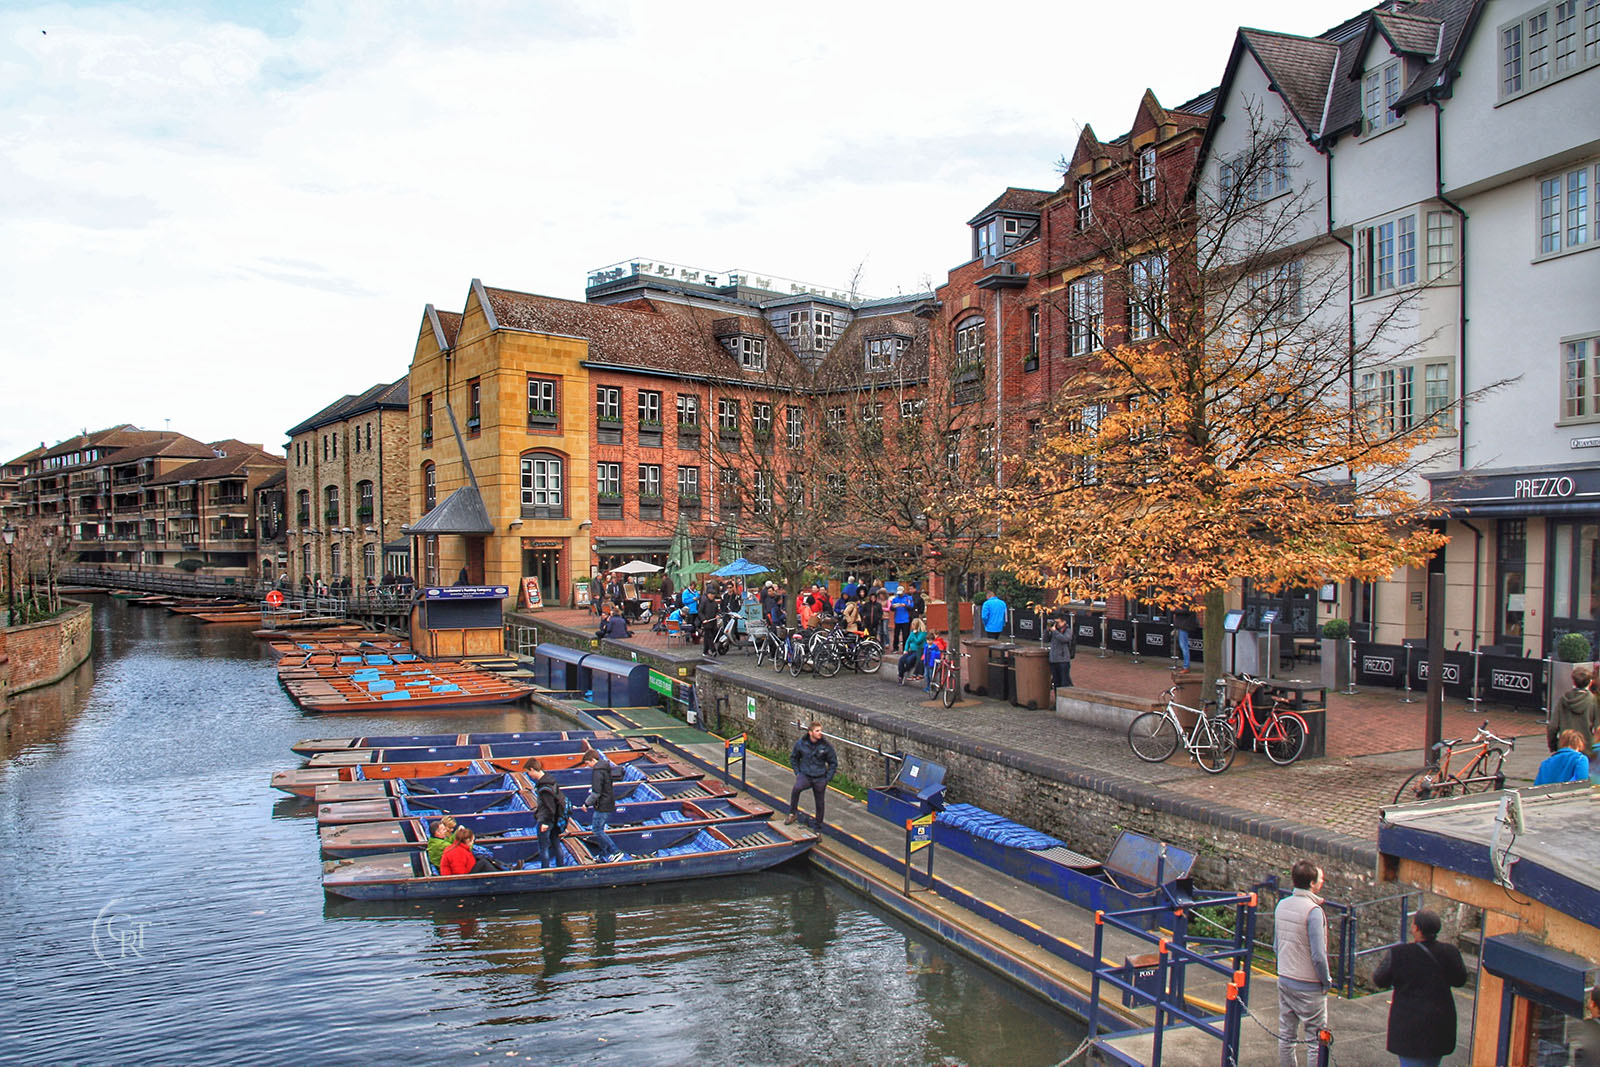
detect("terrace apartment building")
[284,378,411,591]
[405,269,929,604]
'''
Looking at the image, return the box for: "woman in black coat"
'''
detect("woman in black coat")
[1372,908,1469,1066]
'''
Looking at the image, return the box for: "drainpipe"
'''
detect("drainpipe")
[1461,518,1484,650]
[1431,99,1469,468]
[1321,148,1357,442]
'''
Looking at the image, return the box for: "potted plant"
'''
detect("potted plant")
[1549,632,1595,715]
[1319,617,1351,690]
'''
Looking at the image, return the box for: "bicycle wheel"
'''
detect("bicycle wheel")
[941,670,957,707]
[856,641,883,673]
[1467,749,1508,791]
[816,650,842,679]
[754,637,769,667]
[789,645,805,677]
[1194,719,1237,774]
[773,640,790,673]
[1128,712,1180,763]
[1392,769,1464,804]
[1263,713,1308,765]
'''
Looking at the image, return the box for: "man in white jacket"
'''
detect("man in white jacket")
[1273,860,1331,1067]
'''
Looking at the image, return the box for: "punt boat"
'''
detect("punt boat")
[291,729,607,757]
[271,747,660,797]
[301,736,644,767]
[321,819,817,899]
[310,758,716,805]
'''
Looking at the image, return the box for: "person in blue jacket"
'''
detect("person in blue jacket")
[679,585,700,639]
[980,590,1008,638]
[1535,729,1592,785]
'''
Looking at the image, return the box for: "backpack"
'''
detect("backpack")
[539,782,571,824]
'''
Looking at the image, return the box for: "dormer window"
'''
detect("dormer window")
[1362,58,1404,134]
[718,333,767,370]
[865,336,908,372]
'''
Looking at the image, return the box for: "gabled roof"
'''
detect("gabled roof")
[145,447,280,486]
[966,187,1050,226]
[476,283,808,384]
[811,312,930,393]
[1392,0,1486,111]
[1238,28,1343,139]
[405,486,493,535]
[286,378,408,437]
[1370,10,1445,59]
[101,434,215,466]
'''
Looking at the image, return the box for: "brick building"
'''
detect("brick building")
[140,441,284,577]
[284,378,411,591]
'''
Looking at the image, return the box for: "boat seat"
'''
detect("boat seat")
[1032,845,1104,871]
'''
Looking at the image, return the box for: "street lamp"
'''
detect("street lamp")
[43,527,55,613]
[2,524,14,622]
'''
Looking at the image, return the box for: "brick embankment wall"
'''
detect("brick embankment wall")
[2,600,94,699]
[694,665,1404,970]
[504,611,695,680]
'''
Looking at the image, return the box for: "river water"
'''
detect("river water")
[1,598,1084,1065]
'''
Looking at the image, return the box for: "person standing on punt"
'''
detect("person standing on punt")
[1372,907,1468,1067]
[1274,859,1331,1067]
[531,770,566,869]
[580,747,622,862]
[786,722,837,830]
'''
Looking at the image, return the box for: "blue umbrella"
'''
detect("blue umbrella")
[712,557,769,578]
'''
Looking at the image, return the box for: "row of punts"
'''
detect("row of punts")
[276,729,817,899]
[267,629,533,713]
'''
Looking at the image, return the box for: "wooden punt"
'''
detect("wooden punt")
[283,670,532,713]
[319,795,771,857]
[193,611,264,625]
[301,736,645,768]
[321,819,817,899]
[290,729,608,757]
[271,749,657,797]
[311,758,716,805]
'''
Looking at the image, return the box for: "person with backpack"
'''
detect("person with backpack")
[531,770,567,869]
[1372,908,1468,1066]
[579,747,622,862]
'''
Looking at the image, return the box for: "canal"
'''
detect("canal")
[2,598,1086,1065]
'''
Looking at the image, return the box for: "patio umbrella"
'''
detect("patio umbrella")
[712,557,769,578]
[718,515,743,563]
[612,560,663,575]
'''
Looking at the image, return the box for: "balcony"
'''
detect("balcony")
[211,494,247,508]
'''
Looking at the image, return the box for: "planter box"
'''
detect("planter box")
[1321,638,1350,690]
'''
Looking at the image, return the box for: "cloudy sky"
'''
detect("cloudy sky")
[1,0,1363,464]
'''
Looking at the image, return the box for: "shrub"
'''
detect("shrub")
[1320,618,1350,640]
[1557,632,1593,663]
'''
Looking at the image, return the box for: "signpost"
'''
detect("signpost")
[723,733,747,790]
[904,814,935,896]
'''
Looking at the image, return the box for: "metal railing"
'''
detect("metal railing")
[788,718,904,787]
[1252,876,1421,998]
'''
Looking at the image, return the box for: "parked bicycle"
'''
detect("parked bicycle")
[926,647,960,708]
[1392,721,1515,803]
[1128,686,1238,774]
[785,622,842,679]
[753,623,786,668]
[827,628,883,674]
[1221,674,1309,765]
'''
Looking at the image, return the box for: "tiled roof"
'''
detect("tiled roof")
[435,311,462,346]
[37,424,147,462]
[967,188,1051,226]
[100,434,216,466]
[811,312,930,393]
[258,469,286,490]
[480,285,809,385]
[1374,11,1445,56]
[1392,0,1480,110]
[1322,0,1475,140]
[145,447,280,486]
[286,378,408,437]
[1239,28,1342,138]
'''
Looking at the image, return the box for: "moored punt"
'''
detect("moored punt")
[303,736,644,767]
[317,788,530,825]
[285,674,531,712]
[321,819,817,899]
[193,611,264,625]
[290,729,605,757]
[272,748,658,797]
[168,600,250,614]
[311,758,718,805]
[319,795,772,857]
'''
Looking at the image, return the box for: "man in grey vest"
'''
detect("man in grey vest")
[1273,860,1330,1067]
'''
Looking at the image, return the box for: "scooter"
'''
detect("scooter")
[702,610,743,656]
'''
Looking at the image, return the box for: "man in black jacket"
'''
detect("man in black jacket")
[530,769,566,869]
[579,747,622,861]
[786,722,837,829]
[1372,908,1468,1066]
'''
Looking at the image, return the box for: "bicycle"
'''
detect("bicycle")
[926,647,960,708]
[786,623,841,679]
[1128,687,1238,774]
[1392,721,1515,803]
[1222,674,1308,765]
[828,628,883,674]
[753,623,785,668]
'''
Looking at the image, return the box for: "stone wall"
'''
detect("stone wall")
[2,600,93,698]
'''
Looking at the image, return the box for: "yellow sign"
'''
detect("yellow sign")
[907,814,935,853]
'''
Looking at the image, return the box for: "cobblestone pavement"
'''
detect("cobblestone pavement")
[537,607,1552,841]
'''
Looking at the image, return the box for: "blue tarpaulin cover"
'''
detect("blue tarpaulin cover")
[937,803,1064,850]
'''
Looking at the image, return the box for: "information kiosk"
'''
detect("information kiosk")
[411,585,511,659]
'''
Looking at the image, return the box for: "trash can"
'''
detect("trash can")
[962,638,995,694]
[1013,646,1052,709]
[987,642,1016,703]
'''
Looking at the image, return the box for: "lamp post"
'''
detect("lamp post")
[44,527,55,614]
[2,524,15,624]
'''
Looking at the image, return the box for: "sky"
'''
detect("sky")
[0,0,1366,464]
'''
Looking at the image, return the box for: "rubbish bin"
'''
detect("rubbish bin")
[963,638,995,694]
[987,642,1016,703]
[1013,646,1052,709]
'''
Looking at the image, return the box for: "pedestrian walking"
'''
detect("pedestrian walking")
[786,722,837,829]
[1372,908,1468,1067]
[1171,605,1201,673]
[1550,665,1598,752]
[1048,615,1075,690]
[579,747,622,862]
[980,590,1008,638]
[1274,860,1331,1067]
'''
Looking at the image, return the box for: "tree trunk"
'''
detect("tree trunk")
[1201,585,1226,700]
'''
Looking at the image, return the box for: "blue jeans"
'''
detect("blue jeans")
[538,824,562,868]
[1397,1059,1441,1067]
[589,810,619,860]
[1177,628,1192,669]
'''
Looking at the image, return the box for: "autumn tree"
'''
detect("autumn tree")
[996,107,1471,691]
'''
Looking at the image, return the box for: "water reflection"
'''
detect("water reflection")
[5,598,1084,1065]
[2,656,96,760]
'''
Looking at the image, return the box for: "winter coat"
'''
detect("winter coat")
[585,761,617,812]
[1549,686,1598,751]
[790,735,838,783]
[1048,626,1076,664]
[1372,939,1468,1059]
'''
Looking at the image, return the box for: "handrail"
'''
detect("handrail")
[789,718,905,787]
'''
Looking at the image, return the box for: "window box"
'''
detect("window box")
[638,494,664,521]
[717,431,741,448]
[297,511,310,527]
[1024,356,1039,373]
[638,424,663,448]
[528,409,557,429]
[678,427,700,450]
[324,507,340,522]
[521,504,563,520]
[598,424,623,445]
[597,500,623,521]
[954,361,984,384]
[357,506,373,521]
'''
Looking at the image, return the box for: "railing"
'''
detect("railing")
[1251,876,1421,999]
[787,717,904,787]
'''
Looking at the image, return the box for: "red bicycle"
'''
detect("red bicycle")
[1221,675,1308,765]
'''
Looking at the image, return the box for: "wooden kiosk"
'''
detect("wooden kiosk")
[410,584,510,658]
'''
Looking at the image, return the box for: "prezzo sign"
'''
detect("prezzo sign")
[1414,660,1461,684]
[1361,655,1398,676]
[1489,668,1534,692]
[1513,476,1576,499]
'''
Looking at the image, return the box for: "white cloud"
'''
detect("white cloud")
[0,0,1362,461]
